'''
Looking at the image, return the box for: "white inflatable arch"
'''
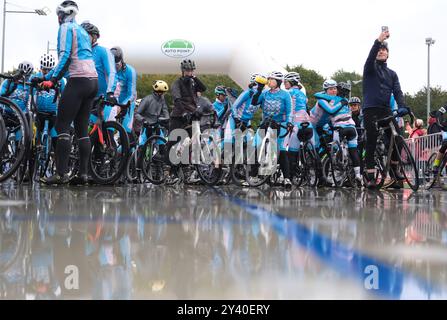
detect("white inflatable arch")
[123,39,288,88]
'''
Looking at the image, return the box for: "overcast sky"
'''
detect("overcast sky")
[1,0,445,94]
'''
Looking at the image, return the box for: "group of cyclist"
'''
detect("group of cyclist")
[1,0,447,191]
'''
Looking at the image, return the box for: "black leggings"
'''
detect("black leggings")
[54,78,98,176]
[363,107,400,170]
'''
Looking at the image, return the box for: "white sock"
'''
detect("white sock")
[354,167,361,178]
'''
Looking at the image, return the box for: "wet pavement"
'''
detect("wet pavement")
[1,184,447,300]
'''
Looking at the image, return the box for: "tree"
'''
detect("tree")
[331,69,363,100]
[405,86,447,121]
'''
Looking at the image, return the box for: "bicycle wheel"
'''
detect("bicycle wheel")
[125,150,143,183]
[230,164,246,186]
[395,136,419,191]
[423,152,440,190]
[196,136,223,186]
[141,135,168,185]
[322,156,335,187]
[89,121,130,185]
[303,141,319,188]
[0,113,5,152]
[244,138,273,188]
[330,142,347,188]
[0,98,30,183]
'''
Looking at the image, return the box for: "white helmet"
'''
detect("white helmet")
[268,71,284,81]
[284,72,301,85]
[40,54,56,70]
[323,79,338,90]
[250,73,263,84]
[18,61,34,75]
[56,1,79,21]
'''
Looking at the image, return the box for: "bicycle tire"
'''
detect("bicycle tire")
[0,113,5,152]
[423,152,441,190]
[196,136,223,186]
[303,141,319,188]
[89,121,130,185]
[0,97,30,183]
[395,136,419,191]
[141,135,168,185]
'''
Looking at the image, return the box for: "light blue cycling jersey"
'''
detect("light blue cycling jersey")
[256,88,292,124]
[213,99,227,122]
[50,18,97,81]
[288,86,309,124]
[30,72,66,113]
[115,64,137,133]
[231,88,260,122]
[0,79,31,113]
[92,44,117,96]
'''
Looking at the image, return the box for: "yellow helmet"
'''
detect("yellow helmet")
[153,80,169,92]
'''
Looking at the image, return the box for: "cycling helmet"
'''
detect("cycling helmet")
[323,79,337,90]
[284,72,301,85]
[56,1,78,21]
[110,46,124,63]
[267,71,284,81]
[214,85,227,96]
[181,59,196,72]
[81,21,100,38]
[337,82,352,92]
[18,61,34,75]
[349,97,362,105]
[40,54,56,70]
[250,73,262,84]
[153,80,169,92]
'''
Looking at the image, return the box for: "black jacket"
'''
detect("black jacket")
[363,40,406,110]
[170,76,207,117]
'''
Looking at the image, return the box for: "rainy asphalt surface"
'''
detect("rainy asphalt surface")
[1,183,447,300]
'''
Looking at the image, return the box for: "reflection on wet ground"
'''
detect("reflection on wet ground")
[0,184,446,300]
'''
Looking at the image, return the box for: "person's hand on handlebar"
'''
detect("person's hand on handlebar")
[106,92,117,105]
[287,122,295,132]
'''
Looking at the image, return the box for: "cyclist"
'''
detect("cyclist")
[349,96,365,172]
[213,85,229,124]
[0,61,34,114]
[31,54,66,149]
[40,1,98,185]
[222,74,261,164]
[111,46,137,135]
[309,79,344,186]
[283,72,314,177]
[159,59,207,164]
[80,21,117,101]
[431,106,447,175]
[251,71,294,188]
[134,80,170,144]
[362,30,410,189]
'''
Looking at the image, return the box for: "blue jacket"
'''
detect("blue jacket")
[255,88,292,124]
[288,86,309,124]
[231,88,259,122]
[362,40,406,110]
[50,18,97,81]
[115,64,137,105]
[213,99,228,122]
[92,44,117,96]
[30,71,66,113]
[0,79,31,112]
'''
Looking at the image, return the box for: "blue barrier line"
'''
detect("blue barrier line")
[216,188,446,300]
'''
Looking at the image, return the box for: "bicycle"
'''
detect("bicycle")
[322,127,361,188]
[85,96,131,185]
[291,122,320,188]
[143,110,223,186]
[244,117,292,188]
[423,113,447,190]
[371,112,419,191]
[0,73,31,183]
[126,118,169,184]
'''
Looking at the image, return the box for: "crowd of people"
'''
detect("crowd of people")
[1,0,447,190]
